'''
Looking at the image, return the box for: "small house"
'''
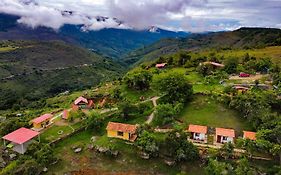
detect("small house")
[243,131,256,141]
[62,109,69,120]
[155,63,167,69]
[31,113,53,130]
[2,127,39,154]
[202,62,225,68]
[215,128,235,144]
[106,122,138,142]
[73,96,94,110]
[188,124,208,143]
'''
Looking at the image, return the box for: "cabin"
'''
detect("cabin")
[243,131,256,141]
[106,122,138,142]
[188,124,208,143]
[62,109,69,120]
[2,127,39,154]
[215,128,235,144]
[155,63,167,69]
[31,113,53,130]
[73,96,94,110]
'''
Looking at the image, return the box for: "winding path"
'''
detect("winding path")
[145,96,160,124]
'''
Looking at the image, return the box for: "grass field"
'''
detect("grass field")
[0,46,19,52]
[48,131,205,175]
[179,95,253,133]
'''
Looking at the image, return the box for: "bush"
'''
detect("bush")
[153,104,176,126]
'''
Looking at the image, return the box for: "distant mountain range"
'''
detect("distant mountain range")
[123,27,281,65]
[0,13,189,59]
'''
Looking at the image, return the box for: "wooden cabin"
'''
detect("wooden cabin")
[106,122,138,142]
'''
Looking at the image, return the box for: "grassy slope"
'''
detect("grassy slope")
[123,28,281,65]
[0,40,125,110]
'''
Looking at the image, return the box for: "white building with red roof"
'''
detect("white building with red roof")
[2,127,39,154]
[215,128,235,144]
[188,124,208,143]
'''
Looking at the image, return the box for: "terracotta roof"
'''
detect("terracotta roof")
[243,131,256,140]
[32,114,53,124]
[216,128,235,138]
[188,124,207,134]
[62,110,69,119]
[106,122,137,133]
[74,96,88,105]
[3,127,39,144]
[155,63,167,68]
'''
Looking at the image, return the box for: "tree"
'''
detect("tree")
[153,104,176,126]
[223,57,238,74]
[165,131,199,162]
[118,101,137,121]
[236,138,257,158]
[123,68,152,91]
[84,112,103,131]
[136,130,159,157]
[235,158,255,175]
[152,72,193,103]
[205,159,233,175]
[220,142,234,159]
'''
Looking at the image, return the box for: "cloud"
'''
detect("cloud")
[0,0,280,32]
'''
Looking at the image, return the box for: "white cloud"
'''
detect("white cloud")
[0,0,280,32]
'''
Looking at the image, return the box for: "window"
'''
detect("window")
[222,136,227,140]
[117,131,124,136]
[195,133,200,137]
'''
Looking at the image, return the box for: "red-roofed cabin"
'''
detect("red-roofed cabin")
[155,63,167,69]
[215,128,235,144]
[31,114,53,130]
[73,96,94,110]
[62,110,69,120]
[243,131,256,141]
[106,122,138,142]
[2,127,39,154]
[188,124,208,143]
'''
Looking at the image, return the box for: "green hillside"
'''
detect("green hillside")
[123,27,281,65]
[0,40,125,110]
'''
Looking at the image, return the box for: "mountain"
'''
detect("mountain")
[123,27,281,65]
[0,13,189,59]
[0,40,124,110]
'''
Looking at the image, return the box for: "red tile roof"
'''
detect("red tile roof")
[188,124,207,134]
[106,122,137,133]
[74,96,88,105]
[3,127,39,144]
[32,114,53,124]
[243,131,256,140]
[62,110,69,120]
[216,128,235,138]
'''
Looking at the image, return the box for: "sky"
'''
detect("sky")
[0,0,281,32]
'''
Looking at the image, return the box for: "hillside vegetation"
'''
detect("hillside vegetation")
[0,40,125,110]
[123,27,281,65]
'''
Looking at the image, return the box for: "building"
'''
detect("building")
[215,128,235,144]
[106,122,138,142]
[73,96,94,110]
[155,63,167,69]
[62,109,69,120]
[234,86,249,93]
[31,113,53,130]
[202,61,225,68]
[188,124,208,143]
[243,131,256,141]
[2,127,39,154]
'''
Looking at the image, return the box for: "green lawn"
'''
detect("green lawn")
[41,125,74,142]
[179,95,253,133]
